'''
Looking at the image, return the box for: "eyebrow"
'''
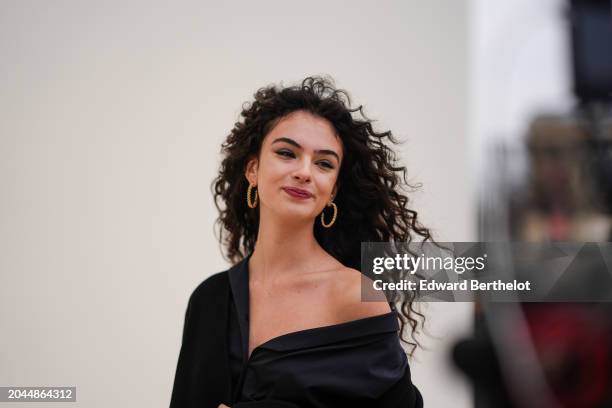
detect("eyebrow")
[271,137,341,162]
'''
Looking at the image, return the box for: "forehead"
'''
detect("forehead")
[263,111,343,153]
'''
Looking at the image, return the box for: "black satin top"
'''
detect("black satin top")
[226,255,423,407]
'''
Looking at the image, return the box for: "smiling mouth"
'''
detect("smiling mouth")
[282,187,312,199]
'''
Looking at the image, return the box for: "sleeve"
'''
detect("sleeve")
[170,272,233,408]
[169,292,197,408]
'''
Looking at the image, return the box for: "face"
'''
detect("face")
[245,110,343,223]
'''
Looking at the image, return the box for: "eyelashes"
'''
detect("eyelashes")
[275,149,335,170]
[276,150,295,158]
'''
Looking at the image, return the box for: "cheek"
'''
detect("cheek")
[258,156,282,182]
[263,156,290,177]
[256,164,286,200]
[316,173,337,193]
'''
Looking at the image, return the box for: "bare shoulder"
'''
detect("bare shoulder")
[331,266,391,322]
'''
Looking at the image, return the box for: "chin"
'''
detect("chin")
[275,208,316,223]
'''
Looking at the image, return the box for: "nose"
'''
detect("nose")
[292,158,312,183]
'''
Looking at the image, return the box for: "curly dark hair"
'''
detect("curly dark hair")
[211,75,434,356]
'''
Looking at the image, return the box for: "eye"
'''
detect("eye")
[276,149,295,158]
[317,161,335,169]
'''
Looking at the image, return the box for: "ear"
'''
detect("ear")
[331,185,338,201]
[245,156,258,186]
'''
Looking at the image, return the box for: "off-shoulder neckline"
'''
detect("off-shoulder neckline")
[228,255,400,360]
[253,310,398,353]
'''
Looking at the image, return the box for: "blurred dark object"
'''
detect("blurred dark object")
[454,2,612,406]
[453,304,612,408]
[570,0,612,104]
[509,114,612,241]
[467,112,612,406]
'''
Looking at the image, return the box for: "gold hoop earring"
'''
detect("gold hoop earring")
[247,183,258,208]
[320,202,337,228]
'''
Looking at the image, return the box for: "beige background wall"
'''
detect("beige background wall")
[0,1,473,407]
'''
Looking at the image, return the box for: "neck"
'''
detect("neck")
[248,205,326,284]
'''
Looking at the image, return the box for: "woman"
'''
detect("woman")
[170,76,431,408]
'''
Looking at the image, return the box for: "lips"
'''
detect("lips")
[282,187,312,199]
